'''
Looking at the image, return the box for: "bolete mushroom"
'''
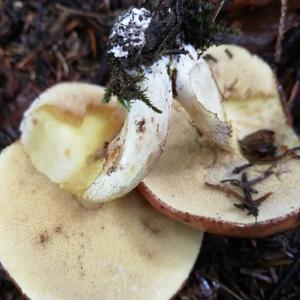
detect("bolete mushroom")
[140,45,300,237]
[20,80,172,205]
[0,142,202,299]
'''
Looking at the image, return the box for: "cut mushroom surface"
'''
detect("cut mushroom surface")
[20,79,172,205]
[140,45,300,237]
[0,142,202,300]
[20,82,126,199]
[204,45,298,145]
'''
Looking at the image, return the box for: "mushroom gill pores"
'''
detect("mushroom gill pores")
[0,143,202,300]
[140,45,300,237]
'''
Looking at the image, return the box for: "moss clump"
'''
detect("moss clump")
[103,58,161,113]
[104,0,233,112]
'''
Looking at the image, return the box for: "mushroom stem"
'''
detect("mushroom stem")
[173,45,238,152]
[85,58,173,203]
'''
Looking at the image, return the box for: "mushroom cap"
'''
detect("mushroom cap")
[0,142,202,299]
[140,45,300,238]
[140,103,300,237]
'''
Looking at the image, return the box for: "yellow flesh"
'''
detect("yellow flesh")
[24,106,123,196]
[223,97,299,149]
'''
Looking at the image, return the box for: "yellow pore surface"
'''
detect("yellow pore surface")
[24,105,124,197]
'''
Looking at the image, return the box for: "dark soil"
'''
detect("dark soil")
[0,1,300,299]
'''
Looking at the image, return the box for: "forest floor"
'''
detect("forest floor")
[0,1,300,299]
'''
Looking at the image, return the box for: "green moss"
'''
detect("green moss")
[104,60,161,113]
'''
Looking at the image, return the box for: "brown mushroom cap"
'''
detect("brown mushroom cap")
[140,103,300,237]
[0,143,202,299]
[140,45,300,238]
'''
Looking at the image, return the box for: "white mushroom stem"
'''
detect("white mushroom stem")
[85,58,172,203]
[173,45,237,152]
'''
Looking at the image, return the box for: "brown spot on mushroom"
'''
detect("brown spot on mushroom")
[64,149,71,158]
[171,67,178,97]
[203,54,218,63]
[226,78,238,93]
[141,217,161,234]
[39,231,50,245]
[90,142,109,162]
[136,119,146,133]
[32,118,39,125]
[54,226,62,234]
[224,48,233,59]
[105,146,121,174]
[140,248,155,260]
[156,124,160,134]
[106,146,120,164]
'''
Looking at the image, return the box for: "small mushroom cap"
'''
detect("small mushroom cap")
[0,143,202,300]
[140,103,300,237]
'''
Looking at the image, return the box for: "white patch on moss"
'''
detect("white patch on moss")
[108,7,152,58]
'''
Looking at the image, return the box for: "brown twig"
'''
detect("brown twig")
[268,252,300,300]
[273,146,300,161]
[210,0,226,23]
[220,178,258,194]
[205,182,245,202]
[241,173,259,218]
[232,163,254,174]
[255,192,273,206]
[245,170,274,187]
[233,192,272,211]
[275,0,287,63]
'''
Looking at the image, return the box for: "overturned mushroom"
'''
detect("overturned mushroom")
[140,45,300,237]
[0,142,202,299]
[20,81,172,205]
